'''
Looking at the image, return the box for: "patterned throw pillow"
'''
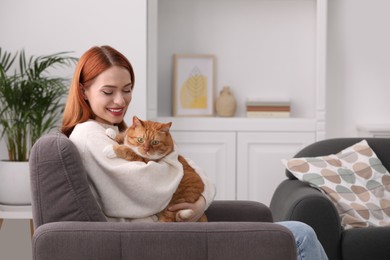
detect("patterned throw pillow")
[283,140,390,229]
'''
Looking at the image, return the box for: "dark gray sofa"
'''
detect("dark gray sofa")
[30,132,297,260]
[270,138,390,260]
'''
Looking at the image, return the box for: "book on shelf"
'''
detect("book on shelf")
[246,101,291,107]
[245,98,291,118]
[246,105,290,112]
[246,111,291,118]
[245,97,291,107]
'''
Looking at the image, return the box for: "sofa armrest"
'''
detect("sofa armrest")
[30,133,106,229]
[206,200,273,222]
[33,221,296,260]
[270,179,342,260]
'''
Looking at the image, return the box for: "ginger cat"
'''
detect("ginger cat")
[111,116,207,222]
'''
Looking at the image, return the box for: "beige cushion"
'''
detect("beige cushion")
[283,140,390,229]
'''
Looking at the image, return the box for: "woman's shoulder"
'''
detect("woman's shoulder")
[70,120,118,140]
[71,120,103,137]
[70,120,119,151]
[74,120,103,131]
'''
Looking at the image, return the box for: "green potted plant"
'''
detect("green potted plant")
[0,47,77,205]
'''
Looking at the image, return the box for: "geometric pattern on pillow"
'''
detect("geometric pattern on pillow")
[282,140,390,229]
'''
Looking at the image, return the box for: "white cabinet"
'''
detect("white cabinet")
[171,131,236,200]
[237,132,315,205]
[166,118,317,203]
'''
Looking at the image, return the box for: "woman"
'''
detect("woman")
[62,45,327,259]
[62,45,213,222]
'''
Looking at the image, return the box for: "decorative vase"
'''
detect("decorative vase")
[216,86,237,117]
[0,161,31,205]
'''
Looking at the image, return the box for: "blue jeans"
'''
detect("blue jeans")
[277,221,328,260]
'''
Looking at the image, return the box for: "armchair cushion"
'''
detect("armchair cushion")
[283,139,390,229]
[206,200,273,222]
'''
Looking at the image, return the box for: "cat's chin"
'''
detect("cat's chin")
[135,152,163,161]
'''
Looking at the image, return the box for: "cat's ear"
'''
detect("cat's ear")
[160,122,172,133]
[132,116,143,127]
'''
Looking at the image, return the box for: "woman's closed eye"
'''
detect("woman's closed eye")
[102,90,113,95]
[102,90,131,96]
[123,89,132,94]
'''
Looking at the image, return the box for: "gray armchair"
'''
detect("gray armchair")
[30,132,297,260]
[270,138,390,260]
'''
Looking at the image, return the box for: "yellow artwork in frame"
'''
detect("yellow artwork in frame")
[173,54,215,116]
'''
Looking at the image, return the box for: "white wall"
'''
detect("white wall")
[0,0,148,160]
[327,0,390,137]
[0,0,146,259]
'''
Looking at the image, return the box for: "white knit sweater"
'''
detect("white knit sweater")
[69,120,216,221]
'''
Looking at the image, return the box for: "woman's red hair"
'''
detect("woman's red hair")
[61,45,135,137]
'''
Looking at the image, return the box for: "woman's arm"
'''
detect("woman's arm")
[168,196,207,222]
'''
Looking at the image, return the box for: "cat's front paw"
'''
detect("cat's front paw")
[103,145,116,159]
[105,128,117,139]
[176,209,194,222]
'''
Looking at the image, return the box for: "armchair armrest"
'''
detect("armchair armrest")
[206,200,273,222]
[33,221,296,260]
[270,179,342,260]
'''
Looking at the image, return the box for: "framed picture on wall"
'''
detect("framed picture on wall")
[173,54,215,117]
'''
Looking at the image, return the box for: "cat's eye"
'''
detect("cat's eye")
[151,140,159,146]
[137,137,144,143]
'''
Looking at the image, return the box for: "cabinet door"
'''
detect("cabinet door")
[237,132,315,206]
[171,131,236,200]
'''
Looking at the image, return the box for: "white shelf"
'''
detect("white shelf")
[0,204,34,237]
[153,116,317,132]
[357,124,390,138]
[0,204,32,219]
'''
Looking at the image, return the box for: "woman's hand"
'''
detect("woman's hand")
[168,196,206,222]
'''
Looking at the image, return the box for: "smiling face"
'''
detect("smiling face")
[83,66,132,125]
